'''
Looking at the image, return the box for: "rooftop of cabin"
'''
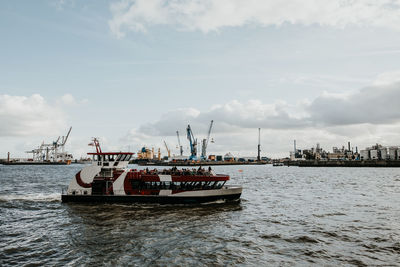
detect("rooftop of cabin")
[89,153,134,162]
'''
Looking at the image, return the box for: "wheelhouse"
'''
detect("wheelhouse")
[87,152,134,169]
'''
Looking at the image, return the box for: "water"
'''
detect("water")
[1,164,399,266]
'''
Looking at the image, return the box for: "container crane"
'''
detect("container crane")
[164,140,171,158]
[257,128,261,161]
[176,131,183,156]
[186,124,198,160]
[61,126,72,155]
[26,127,73,162]
[201,120,214,160]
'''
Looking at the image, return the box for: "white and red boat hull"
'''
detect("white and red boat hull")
[62,145,242,204]
[62,185,242,203]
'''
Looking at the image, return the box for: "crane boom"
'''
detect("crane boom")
[164,140,171,158]
[63,127,72,145]
[176,131,183,156]
[201,120,214,160]
[205,120,213,148]
[186,125,197,160]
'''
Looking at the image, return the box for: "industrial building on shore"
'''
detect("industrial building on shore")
[360,144,399,160]
[289,141,400,162]
[285,141,400,167]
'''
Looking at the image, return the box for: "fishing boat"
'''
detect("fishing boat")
[61,139,242,204]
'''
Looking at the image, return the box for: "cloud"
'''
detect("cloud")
[308,82,400,125]
[128,81,400,138]
[50,0,75,11]
[122,79,400,156]
[60,93,77,105]
[139,108,200,136]
[373,70,400,86]
[0,94,66,137]
[123,122,400,158]
[135,100,310,138]
[109,0,400,37]
[56,93,89,106]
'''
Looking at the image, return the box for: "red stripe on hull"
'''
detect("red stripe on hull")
[75,171,92,188]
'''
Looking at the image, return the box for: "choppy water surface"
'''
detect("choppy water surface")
[1,164,399,266]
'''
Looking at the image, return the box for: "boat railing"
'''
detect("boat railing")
[143,168,218,176]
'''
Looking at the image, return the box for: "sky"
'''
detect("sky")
[1,0,400,159]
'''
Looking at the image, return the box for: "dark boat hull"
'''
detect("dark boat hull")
[61,193,241,204]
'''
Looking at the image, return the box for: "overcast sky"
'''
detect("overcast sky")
[1,0,400,158]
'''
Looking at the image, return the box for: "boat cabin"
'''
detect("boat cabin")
[88,152,134,169]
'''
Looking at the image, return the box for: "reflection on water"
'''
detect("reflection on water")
[64,202,244,266]
[67,201,243,222]
[1,164,399,266]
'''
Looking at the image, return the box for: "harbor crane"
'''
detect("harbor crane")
[201,120,214,160]
[164,140,171,158]
[186,124,198,160]
[176,131,183,156]
[60,126,72,155]
[26,127,73,162]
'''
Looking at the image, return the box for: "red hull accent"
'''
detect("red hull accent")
[77,169,229,196]
[75,171,92,188]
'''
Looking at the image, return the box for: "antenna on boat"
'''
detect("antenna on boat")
[89,137,102,153]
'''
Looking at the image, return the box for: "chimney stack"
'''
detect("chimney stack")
[257,128,261,161]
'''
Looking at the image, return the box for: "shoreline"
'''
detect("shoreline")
[287,160,400,167]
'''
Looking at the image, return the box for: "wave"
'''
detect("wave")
[284,235,320,244]
[313,212,346,218]
[0,193,61,202]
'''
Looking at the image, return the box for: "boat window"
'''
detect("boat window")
[125,155,131,161]
[116,154,122,161]
[99,169,112,177]
[131,180,140,189]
